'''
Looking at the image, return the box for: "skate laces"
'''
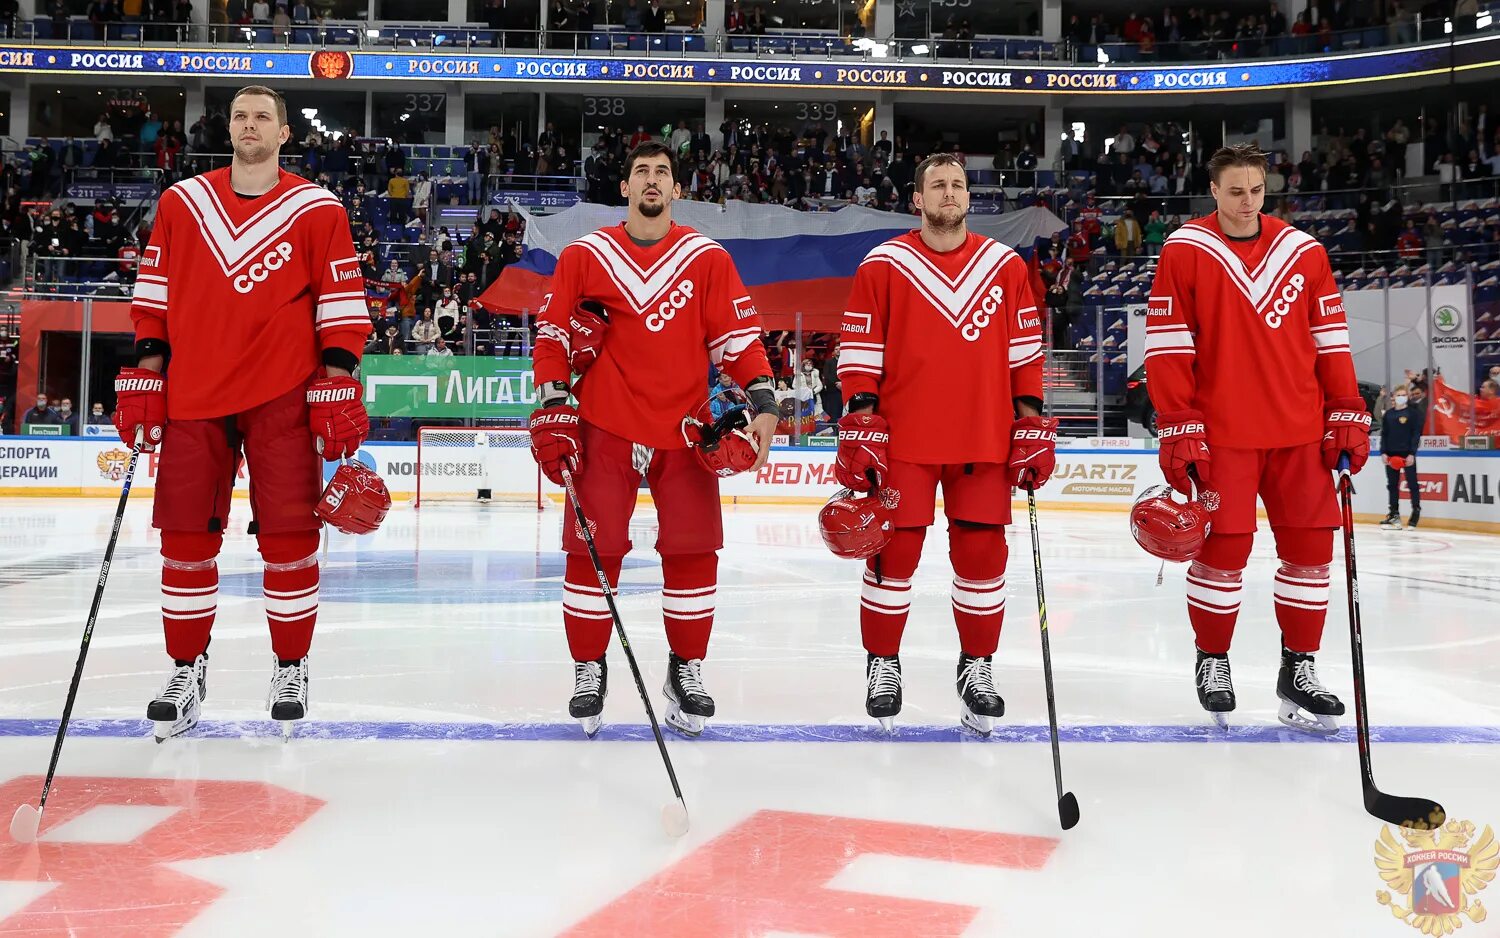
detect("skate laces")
[868,657,901,697]
[674,658,707,698]
[573,660,603,697]
[269,661,305,705]
[159,664,198,703]
[1292,657,1331,697]
[1197,656,1232,694]
[959,656,998,696]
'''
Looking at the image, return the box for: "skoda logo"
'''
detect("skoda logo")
[1433,305,1461,333]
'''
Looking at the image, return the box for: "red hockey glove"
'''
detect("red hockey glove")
[1321,397,1372,473]
[568,300,610,375]
[1157,409,1212,497]
[1008,415,1058,489]
[112,366,167,451]
[529,405,582,485]
[306,372,368,461]
[835,412,889,492]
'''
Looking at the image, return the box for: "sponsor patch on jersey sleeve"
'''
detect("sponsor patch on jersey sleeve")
[1146,296,1173,318]
[1016,306,1042,331]
[842,312,873,335]
[142,245,162,269]
[1317,294,1345,318]
[329,257,363,284]
[733,295,758,320]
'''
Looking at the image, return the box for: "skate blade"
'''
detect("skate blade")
[1207,711,1230,731]
[664,707,705,738]
[577,714,603,739]
[873,716,896,735]
[1277,702,1340,736]
[960,708,994,737]
[152,713,200,743]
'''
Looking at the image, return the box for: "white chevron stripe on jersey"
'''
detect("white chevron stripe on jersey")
[1169,224,1320,311]
[574,230,721,312]
[861,238,1015,330]
[172,176,343,276]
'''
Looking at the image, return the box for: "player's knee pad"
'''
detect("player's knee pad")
[947,521,1007,580]
[256,530,320,568]
[160,530,223,566]
[869,526,926,580]
[1196,531,1253,572]
[1271,526,1334,569]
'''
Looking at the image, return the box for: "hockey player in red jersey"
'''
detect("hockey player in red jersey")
[112,86,371,741]
[529,141,780,738]
[1143,144,1370,735]
[835,153,1057,736]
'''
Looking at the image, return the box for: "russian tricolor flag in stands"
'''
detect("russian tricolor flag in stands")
[478,201,1066,331]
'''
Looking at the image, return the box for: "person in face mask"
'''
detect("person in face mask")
[22,393,59,427]
[88,401,111,425]
[1380,384,1422,529]
[57,397,79,435]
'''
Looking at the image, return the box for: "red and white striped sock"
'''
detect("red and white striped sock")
[1186,562,1243,655]
[662,552,717,661]
[263,554,319,661]
[951,574,1006,657]
[563,553,620,662]
[860,527,925,657]
[1274,562,1331,653]
[161,557,218,663]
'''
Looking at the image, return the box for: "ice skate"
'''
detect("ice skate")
[1276,647,1344,736]
[1379,511,1403,530]
[1408,507,1420,529]
[663,653,714,737]
[147,653,207,743]
[268,657,309,741]
[569,658,607,738]
[865,653,902,733]
[957,653,1005,737]
[1195,649,1235,730]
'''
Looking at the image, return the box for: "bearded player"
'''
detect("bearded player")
[529,141,780,738]
[114,86,372,741]
[1144,143,1369,735]
[835,153,1056,735]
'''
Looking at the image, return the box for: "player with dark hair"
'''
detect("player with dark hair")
[1142,143,1369,734]
[834,152,1056,735]
[528,140,781,738]
[113,84,373,741]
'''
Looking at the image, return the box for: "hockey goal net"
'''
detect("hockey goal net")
[414,427,544,509]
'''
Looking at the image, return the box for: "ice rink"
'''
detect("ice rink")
[0,495,1496,937]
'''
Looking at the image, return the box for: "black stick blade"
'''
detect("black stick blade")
[1058,792,1080,831]
[1368,792,1446,831]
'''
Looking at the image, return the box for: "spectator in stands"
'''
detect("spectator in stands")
[1434,152,1459,202]
[386,169,411,223]
[1462,149,1491,199]
[708,370,738,420]
[1111,125,1135,156]
[251,0,269,23]
[1396,219,1424,261]
[291,0,309,24]
[412,307,440,355]
[427,337,454,358]
[272,3,289,40]
[547,0,571,47]
[1015,144,1038,187]
[435,287,460,333]
[793,358,823,419]
[746,2,765,32]
[22,393,59,428]
[88,402,110,426]
[1114,209,1142,257]
[1481,379,1499,400]
[643,0,666,32]
[1143,209,1168,256]
[820,345,841,421]
[57,398,78,435]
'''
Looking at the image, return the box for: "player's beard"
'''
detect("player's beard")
[922,203,967,235]
[636,190,669,218]
[233,136,279,166]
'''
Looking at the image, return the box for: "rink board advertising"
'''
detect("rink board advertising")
[360,355,537,419]
[1,33,1499,93]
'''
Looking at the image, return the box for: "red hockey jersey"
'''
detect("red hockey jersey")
[130,168,369,420]
[533,222,773,449]
[1144,212,1357,449]
[837,230,1044,465]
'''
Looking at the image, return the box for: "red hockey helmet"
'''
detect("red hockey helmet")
[819,487,896,559]
[316,461,392,535]
[1129,484,1214,562]
[682,389,760,477]
[1388,455,1407,470]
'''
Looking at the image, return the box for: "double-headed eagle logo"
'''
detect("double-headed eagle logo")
[1375,820,1497,934]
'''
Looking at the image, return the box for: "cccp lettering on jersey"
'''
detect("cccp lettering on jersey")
[961,285,1005,342]
[1264,272,1306,329]
[645,279,695,332]
[233,241,294,294]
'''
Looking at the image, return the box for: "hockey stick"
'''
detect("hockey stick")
[559,467,691,839]
[10,427,145,844]
[1024,484,1080,831]
[1336,456,1445,830]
